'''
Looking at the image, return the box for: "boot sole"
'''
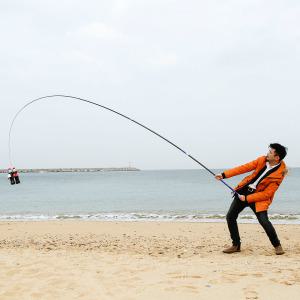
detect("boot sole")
[222,250,241,254]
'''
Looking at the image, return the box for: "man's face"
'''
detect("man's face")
[267,148,279,163]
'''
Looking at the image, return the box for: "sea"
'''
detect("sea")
[1,169,299,224]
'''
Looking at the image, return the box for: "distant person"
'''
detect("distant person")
[215,143,288,255]
[8,168,15,185]
[12,167,21,184]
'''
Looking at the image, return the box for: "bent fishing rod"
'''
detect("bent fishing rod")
[8,94,237,194]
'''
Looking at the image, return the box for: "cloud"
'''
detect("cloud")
[70,22,127,41]
[147,52,178,67]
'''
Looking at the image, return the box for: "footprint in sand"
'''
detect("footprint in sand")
[281,280,295,286]
[181,285,199,292]
[170,274,202,279]
[243,286,259,299]
[164,285,198,293]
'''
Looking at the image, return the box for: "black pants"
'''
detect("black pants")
[226,194,281,247]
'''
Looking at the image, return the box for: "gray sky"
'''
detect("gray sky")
[1,0,299,170]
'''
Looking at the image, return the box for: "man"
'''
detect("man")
[215,143,288,255]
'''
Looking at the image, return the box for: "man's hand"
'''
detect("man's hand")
[238,194,246,201]
[215,174,223,180]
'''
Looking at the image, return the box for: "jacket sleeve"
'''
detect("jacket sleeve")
[223,157,260,179]
[247,182,280,203]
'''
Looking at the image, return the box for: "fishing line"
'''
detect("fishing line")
[8,94,236,194]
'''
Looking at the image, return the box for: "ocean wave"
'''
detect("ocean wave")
[0,212,299,224]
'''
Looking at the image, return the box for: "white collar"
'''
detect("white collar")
[266,161,280,169]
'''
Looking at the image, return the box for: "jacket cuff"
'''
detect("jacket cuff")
[246,195,255,203]
[222,172,226,179]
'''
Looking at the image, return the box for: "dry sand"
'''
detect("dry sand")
[0,221,299,300]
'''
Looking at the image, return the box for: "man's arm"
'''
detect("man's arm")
[218,156,262,179]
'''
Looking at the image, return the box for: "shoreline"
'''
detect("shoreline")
[0,213,299,224]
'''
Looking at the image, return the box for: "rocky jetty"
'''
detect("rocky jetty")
[0,167,140,173]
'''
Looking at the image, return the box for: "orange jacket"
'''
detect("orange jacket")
[223,156,287,212]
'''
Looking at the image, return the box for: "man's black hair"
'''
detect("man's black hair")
[269,143,288,161]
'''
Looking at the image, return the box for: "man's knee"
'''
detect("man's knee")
[258,219,271,228]
[226,212,238,223]
[257,213,271,227]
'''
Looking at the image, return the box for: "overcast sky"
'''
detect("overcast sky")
[1,0,299,170]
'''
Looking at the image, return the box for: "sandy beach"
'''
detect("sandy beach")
[0,221,299,300]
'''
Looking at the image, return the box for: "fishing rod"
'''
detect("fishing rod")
[8,94,237,194]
